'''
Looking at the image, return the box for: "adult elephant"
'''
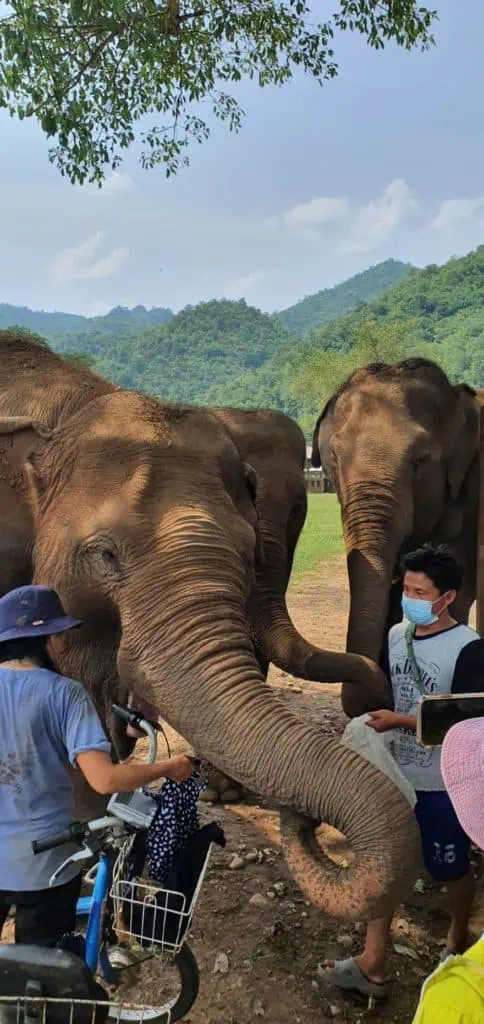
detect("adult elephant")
[0,332,420,921]
[312,357,481,670]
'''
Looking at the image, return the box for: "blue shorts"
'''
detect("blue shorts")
[414,790,471,882]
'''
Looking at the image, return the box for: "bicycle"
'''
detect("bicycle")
[0,705,215,1024]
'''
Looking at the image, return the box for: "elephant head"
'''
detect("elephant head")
[0,393,420,920]
[312,358,480,675]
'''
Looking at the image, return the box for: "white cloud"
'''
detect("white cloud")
[284,196,349,230]
[85,173,134,197]
[82,247,129,280]
[273,179,418,258]
[224,270,267,299]
[338,178,419,254]
[50,231,129,285]
[431,197,484,230]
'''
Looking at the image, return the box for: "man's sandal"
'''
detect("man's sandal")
[322,958,386,1000]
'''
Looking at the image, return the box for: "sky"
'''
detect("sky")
[0,0,483,317]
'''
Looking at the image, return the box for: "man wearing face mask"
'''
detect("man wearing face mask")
[323,542,484,1000]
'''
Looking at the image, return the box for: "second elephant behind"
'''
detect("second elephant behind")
[312,357,481,666]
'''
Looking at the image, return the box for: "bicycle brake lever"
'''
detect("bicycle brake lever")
[48,846,97,888]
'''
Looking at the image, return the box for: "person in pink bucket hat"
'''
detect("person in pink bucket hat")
[441,718,484,853]
[410,720,484,1023]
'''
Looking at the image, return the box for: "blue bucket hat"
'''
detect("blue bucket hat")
[0,585,81,643]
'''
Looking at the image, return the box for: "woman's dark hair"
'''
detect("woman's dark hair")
[0,634,56,668]
[401,542,463,595]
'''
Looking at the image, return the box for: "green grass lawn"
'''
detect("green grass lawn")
[290,494,343,580]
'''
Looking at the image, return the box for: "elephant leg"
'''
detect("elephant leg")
[199,765,246,804]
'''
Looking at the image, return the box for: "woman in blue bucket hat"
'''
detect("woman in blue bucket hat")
[0,584,193,947]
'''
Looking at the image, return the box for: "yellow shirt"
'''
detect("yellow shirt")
[412,936,484,1024]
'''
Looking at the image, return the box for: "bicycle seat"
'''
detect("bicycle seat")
[0,945,108,1022]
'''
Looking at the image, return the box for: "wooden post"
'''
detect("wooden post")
[477,395,484,636]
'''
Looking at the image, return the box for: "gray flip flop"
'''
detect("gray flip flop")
[322,958,386,999]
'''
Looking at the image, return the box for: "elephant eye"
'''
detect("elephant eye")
[102,548,118,568]
[81,539,121,577]
[412,452,430,470]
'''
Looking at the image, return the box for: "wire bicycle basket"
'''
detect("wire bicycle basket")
[110,839,212,956]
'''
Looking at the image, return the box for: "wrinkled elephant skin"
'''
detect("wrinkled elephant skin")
[0,333,421,921]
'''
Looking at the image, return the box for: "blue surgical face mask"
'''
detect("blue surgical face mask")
[401,595,440,627]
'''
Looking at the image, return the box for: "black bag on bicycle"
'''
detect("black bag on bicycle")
[123,822,225,947]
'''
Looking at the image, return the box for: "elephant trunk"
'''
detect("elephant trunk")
[119,509,420,920]
[343,482,406,665]
[346,548,395,662]
[249,516,390,709]
[280,741,419,921]
[251,581,391,709]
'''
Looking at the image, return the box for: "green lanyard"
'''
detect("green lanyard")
[404,622,426,696]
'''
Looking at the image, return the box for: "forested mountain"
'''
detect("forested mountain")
[285,245,484,433]
[1,247,483,432]
[1,259,406,343]
[52,299,299,410]
[304,247,484,384]
[0,302,173,337]
[276,259,412,335]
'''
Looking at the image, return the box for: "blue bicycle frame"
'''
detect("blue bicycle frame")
[76,850,117,986]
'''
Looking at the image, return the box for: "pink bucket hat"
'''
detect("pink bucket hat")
[441,718,484,851]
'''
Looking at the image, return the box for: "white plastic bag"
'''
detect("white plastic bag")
[341,714,417,809]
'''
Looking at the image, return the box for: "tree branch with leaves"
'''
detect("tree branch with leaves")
[0,1,436,183]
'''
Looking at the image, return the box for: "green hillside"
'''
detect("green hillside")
[2,247,483,429]
[306,247,484,380]
[286,245,484,433]
[53,298,300,411]
[0,260,418,416]
[0,302,173,337]
[276,259,412,335]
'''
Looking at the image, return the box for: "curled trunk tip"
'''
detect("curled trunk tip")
[280,806,421,921]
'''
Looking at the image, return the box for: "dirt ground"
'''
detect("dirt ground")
[3,557,480,1022]
[131,557,481,1024]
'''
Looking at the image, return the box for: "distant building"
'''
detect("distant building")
[303,446,334,493]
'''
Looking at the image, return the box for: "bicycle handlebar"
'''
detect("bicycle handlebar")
[32,821,88,854]
[112,703,161,733]
[33,816,118,855]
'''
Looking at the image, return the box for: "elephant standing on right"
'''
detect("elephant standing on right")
[312,358,481,693]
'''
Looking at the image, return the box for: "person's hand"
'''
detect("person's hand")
[163,754,195,782]
[366,710,400,734]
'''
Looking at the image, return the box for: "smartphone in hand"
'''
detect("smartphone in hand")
[416,693,484,748]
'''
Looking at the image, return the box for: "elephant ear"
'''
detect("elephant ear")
[446,385,481,500]
[312,395,338,472]
[310,403,331,468]
[0,416,52,514]
[243,462,265,569]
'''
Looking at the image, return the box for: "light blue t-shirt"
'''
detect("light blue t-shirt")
[0,666,111,890]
